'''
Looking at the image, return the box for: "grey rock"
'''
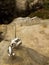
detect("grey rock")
[12,16,42,26]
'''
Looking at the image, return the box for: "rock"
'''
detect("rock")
[16,0,43,16]
[0,17,49,65]
[29,0,43,10]
[0,0,43,24]
[12,16,42,26]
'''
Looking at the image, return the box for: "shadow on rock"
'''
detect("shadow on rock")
[0,32,4,42]
[6,55,23,64]
[16,46,49,65]
[3,46,49,65]
[26,47,49,65]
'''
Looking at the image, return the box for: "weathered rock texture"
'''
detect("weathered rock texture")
[0,17,49,65]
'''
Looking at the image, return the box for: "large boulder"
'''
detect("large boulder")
[16,0,43,16]
[0,17,49,65]
[0,0,43,24]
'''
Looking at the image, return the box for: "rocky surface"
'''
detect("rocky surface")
[0,17,49,65]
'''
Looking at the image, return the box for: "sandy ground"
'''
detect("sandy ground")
[0,18,49,65]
